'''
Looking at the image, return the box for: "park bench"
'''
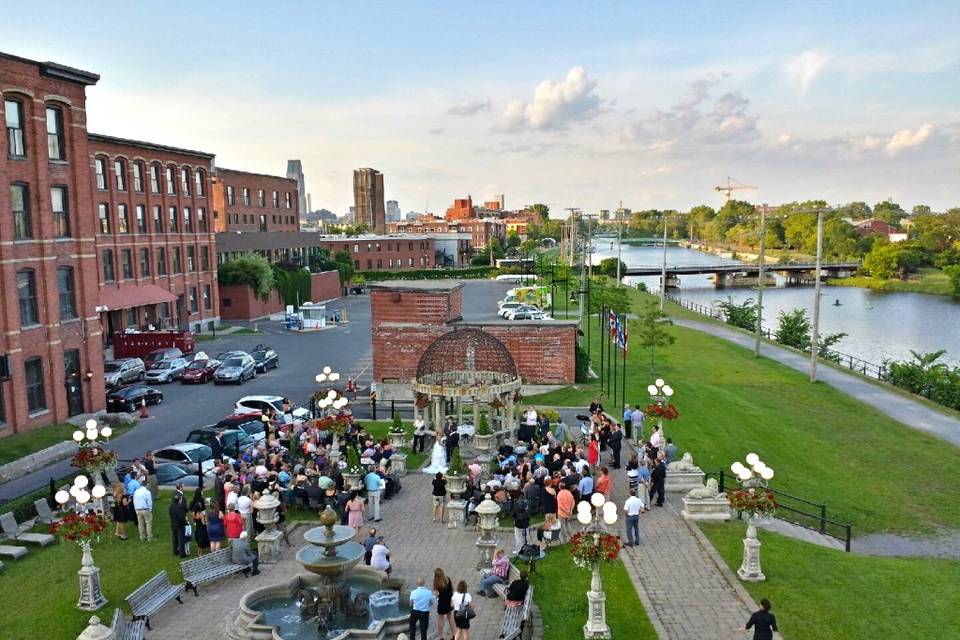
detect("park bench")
[110,607,145,640]
[478,562,533,639]
[180,547,248,596]
[33,498,60,525]
[124,570,185,629]
[0,512,54,546]
[0,544,27,560]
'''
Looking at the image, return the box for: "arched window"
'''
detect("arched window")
[150,163,161,193]
[114,158,127,191]
[94,157,108,190]
[132,161,144,192]
[180,167,191,196]
[4,97,26,157]
[45,105,65,160]
[195,169,206,197]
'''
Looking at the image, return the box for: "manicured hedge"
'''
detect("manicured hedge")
[359,266,495,281]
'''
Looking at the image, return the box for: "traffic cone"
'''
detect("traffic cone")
[140,398,149,419]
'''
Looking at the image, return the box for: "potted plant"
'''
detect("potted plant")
[51,511,110,611]
[388,414,407,449]
[474,413,495,453]
[342,446,364,490]
[444,448,467,495]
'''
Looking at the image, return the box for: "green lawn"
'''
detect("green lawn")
[700,522,960,640]
[527,289,960,535]
[359,420,427,470]
[516,544,657,640]
[0,422,135,467]
[831,267,952,296]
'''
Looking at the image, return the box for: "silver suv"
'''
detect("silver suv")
[103,358,145,388]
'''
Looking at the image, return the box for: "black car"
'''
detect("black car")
[250,344,279,373]
[154,462,203,489]
[186,428,256,459]
[106,384,163,413]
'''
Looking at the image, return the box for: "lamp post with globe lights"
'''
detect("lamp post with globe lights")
[54,474,109,611]
[729,453,776,582]
[314,367,350,462]
[645,378,676,440]
[70,419,115,513]
[574,493,619,639]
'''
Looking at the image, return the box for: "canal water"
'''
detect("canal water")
[591,242,960,367]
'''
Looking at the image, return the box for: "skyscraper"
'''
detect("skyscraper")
[286,159,307,213]
[386,200,401,222]
[353,167,386,233]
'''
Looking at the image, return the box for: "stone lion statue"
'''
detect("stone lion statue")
[667,452,698,472]
[685,478,720,500]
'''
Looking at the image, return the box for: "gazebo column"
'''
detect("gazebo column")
[434,396,444,432]
[473,397,480,428]
[457,396,463,425]
[505,394,515,435]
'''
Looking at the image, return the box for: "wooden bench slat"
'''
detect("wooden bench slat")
[124,570,185,630]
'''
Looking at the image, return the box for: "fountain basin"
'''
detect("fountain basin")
[296,541,365,576]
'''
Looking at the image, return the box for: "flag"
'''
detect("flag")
[619,313,629,353]
[608,309,617,339]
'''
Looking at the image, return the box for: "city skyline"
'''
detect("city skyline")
[4,1,957,213]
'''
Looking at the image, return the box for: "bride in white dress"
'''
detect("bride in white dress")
[422,428,448,474]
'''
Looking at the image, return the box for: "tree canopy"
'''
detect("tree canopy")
[217,254,275,300]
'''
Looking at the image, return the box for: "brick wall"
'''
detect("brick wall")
[213,168,299,233]
[370,285,463,326]
[310,270,341,301]
[219,285,284,320]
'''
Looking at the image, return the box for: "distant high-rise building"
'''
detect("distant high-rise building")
[386,200,401,222]
[286,160,307,214]
[353,168,386,233]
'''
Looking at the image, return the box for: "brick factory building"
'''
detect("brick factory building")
[369,281,576,402]
[353,167,386,234]
[87,134,220,337]
[387,216,505,251]
[444,195,475,221]
[212,167,299,233]
[0,53,106,431]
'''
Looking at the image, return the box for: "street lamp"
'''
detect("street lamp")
[729,453,775,582]
[576,493,618,639]
[73,419,112,446]
[646,379,674,440]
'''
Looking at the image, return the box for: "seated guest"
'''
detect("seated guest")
[370,536,392,575]
[505,570,529,607]
[231,531,260,575]
[479,548,510,597]
[536,513,562,549]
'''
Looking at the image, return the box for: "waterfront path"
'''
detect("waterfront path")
[673,318,960,448]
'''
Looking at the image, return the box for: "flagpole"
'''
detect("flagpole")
[606,310,613,399]
[599,304,606,395]
[621,312,628,436]
[612,311,619,412]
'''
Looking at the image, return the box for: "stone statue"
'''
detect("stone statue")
[685,478,721,500]
[667,452,698,472]
[297,588,319,618]
[346,591,370,617]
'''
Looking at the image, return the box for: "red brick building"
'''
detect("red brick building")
[853,218,899,237]
[445,195,475,221]
[387,216,505,251]
[1,53,106,432]
[369,281,576,402]
[220,270,340,320]
[212,168,299,233]
[87,134,220,337]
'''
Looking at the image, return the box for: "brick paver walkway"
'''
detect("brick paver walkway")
[148,472,514,640]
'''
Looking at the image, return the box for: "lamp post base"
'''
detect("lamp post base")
[583,562,611,639]
[77,542,107,611]
[737,518,766,582]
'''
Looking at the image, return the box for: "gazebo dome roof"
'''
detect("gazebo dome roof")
[416,328,517,383]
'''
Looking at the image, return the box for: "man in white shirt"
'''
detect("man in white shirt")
[132,484,153,541]
[623,489,644,546]
[370,536,392,574]
[631,406,646,440]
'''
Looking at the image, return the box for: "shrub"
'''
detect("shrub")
[447,448,465,476]
[218,254,275,300]
[575,345,591,382]
[390,414,405,434]
[476,413,491,436]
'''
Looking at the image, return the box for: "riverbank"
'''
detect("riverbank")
[830,267,953,296]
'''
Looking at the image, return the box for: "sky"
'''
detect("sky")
[3,1,958,215]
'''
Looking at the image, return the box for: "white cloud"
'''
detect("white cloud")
[885,124,934,154]
[447,99,491,116]
[784,50,832,94]
[496,66,601,132]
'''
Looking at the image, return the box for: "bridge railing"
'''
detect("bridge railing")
[665,294,889,381]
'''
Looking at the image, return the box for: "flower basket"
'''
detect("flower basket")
[50,512,108,544]
[570,531,621,569]
[414,393,429,409]
[315,416,352,435]
[727,488,778,517]
[71,447,118,474]
[643,402,680,421]
[490,398,505,409]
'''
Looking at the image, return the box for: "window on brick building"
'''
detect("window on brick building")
[408,257,414,267]
[132,162,144,192]
[25,357,45,413]
[183,207,192,232]
[152,205,163,232]
[5,98,26,157]
[102,249,115,281]
[366,259,372,270]
[271,215,276,224]
[117,204,130,233]
[55,266,77,321]
[242,187,250,206]
[203,284,212,310]
[195,169,206,197]
[46,106,65,160]
[180,167,190,196]
[272,190,279,208]
[51,186,70,238]
[201,246,210,271]
[157,247,167,275]
[388,258,393,268]
[259,215,267,232]
[172,247,182,273]
[187,246,195,272]
[95,157,108,190]
[139,248,151,277]
[121,249,133,279]
[12,182,32,239]
[197,207,207,232]
[408,242,413,250]
[150,164,161,193]
[97,203,110,234]
[166,165,176,195]
[135,204,146,233]
[17,269,39,326]
[257,189,265,207]
[353,244,359,253]
[354,259,359,269]
[126,308,137,328]
[377,259,382,269]
[168,206,178,232]
[114,158,127,191]
[285,192,292,209]
[189,286,198,313]
[227,185,234,205]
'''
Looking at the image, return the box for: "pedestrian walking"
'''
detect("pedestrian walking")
[623,489,643,546]
[364,467,383,522]
[609,423,623,468]
[622,404,633,439]
[650,458,666,507]
[169,493,188,557]
[451,580,474,640]
[631,405,646,441]
[432,472,447,523]
[433,567,455,640]
[742,599,778,639]
[408,577,435,640]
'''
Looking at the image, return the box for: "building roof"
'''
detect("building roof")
[97,284,177,312]
[416,327,517,382]
[87,133,214,159]
[368,280,464,292]
[215,167,297,183]
[215,231,431,253]
[0,51,100,85]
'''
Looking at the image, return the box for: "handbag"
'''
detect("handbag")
[456,596,477,620]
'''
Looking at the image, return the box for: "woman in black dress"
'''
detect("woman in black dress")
[190,488,210,556]
[111,482,131,540]
[433,566,455,640]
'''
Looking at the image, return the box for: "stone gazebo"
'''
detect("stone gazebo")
[412,328,521,436]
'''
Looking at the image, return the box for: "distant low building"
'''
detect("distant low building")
[853,218,899,237]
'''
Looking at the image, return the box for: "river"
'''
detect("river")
[590,242,960,367]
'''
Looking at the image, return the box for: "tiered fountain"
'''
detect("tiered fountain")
[226,507,409,640]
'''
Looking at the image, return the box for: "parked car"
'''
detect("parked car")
[213,353,257,384]
[180,358,220,384]
[144,357,189,383]
[186,428,256,459]
[143,347,184,371]
[103,358,145,388]
[250,345,279,373]
[152,443,219,474]
[497,301,529,318]
[500,304,540,319]
[215,350,246,361]
[106,385,163,413]
[506,308,550,321]
[214,417,266,442]
[154,462,203,489]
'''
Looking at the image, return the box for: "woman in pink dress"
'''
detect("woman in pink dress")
[346,491,365,534]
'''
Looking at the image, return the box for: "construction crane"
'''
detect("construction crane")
[715,176,757,201]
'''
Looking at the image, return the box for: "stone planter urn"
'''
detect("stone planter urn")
[388,431,406,449]
[474,433,495,454]
[343,472,362,491]
[444,473,467,496]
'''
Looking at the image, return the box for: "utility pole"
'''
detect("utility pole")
[810,209,825,381]
[586,215,594,279]
[754,204,767,357]
[659,213,669,310]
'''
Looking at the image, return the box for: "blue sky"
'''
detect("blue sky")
[3,1,958,213]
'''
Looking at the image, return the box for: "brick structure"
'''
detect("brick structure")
[218,270,341,321]
[369,281,576,401]
[87,134,220,336]
[387,216,505,251]
[444,195,475,221]
[0,53,105,432]
[353,167,385,234]
[212,168,299,233]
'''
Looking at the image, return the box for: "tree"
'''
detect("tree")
[333,250,355,285]
[529,203,550,222]
[912,204,932,217]
[716,297,757,331]
[272,264,311,309]
[217,254,275,300]
[586,276,632,314]
[596,257,627,280]
[945,265,960,299]
[863,241,901,279]
[873,200,906,225]
[687,205,716,241]
[506,231,521,249]
[636,301,675,372]
[774,307,846,357]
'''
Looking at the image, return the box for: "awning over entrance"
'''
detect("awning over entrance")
[97,284,177,312]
